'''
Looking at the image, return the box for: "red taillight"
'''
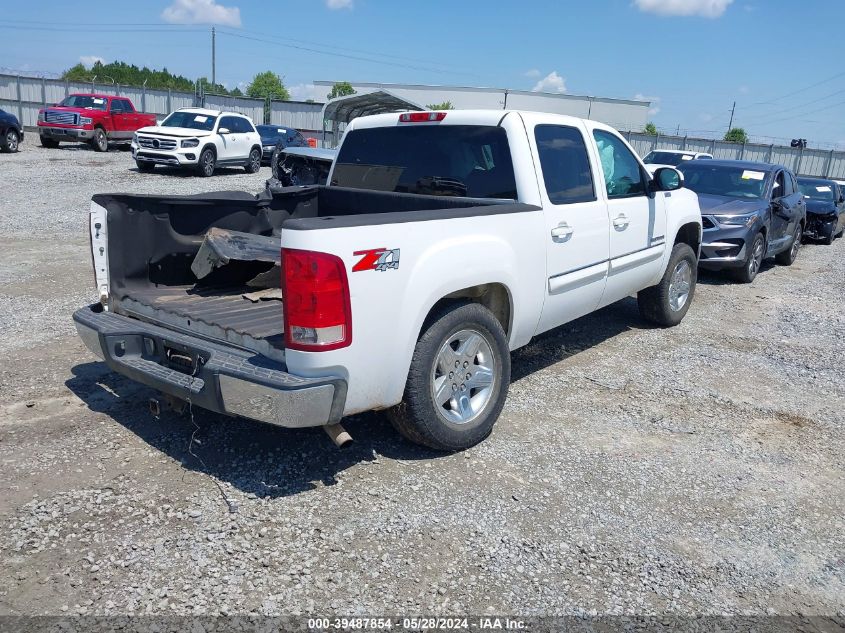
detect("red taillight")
[399,112,447,123]
[282,248,352,352]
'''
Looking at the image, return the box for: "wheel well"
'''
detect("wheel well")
[423,283,512,337]
[251,144,262,154]
[674,222,701,255]
[200,143,217,157]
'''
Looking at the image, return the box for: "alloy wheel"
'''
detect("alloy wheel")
[668,259,692,311]
[431,328,497,425]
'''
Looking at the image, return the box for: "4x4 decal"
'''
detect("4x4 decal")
[352,248,400,272]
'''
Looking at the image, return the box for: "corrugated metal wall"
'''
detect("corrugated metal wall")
[268,100,332,147]
[623,132,845,179]
[202,93,265,125]
[0,73,199,126]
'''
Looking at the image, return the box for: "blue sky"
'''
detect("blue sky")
[2,0,844,147]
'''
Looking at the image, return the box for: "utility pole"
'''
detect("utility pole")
[727,100,736,134]
[211,27,216,88]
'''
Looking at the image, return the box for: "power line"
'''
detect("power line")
[737,70,845,110]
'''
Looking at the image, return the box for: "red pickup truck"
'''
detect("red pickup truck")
[37,94,157,152]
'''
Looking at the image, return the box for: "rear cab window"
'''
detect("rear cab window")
[534,125,595,204]
[332,125,517,199]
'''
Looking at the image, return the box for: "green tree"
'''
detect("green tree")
[426,101,454,110]
[724,127,748,143]
[246,71,290,101]
[327,81,356,100]
[643,122,657,135]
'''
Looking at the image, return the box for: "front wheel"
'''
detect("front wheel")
[91,128,108,152]
[637,242,697,327]
[388,302,510,451]
[197,148,216,177]
[2,129,20,153]
[245,147,261,173]
[776,224,803,263]
[731,232,765,283]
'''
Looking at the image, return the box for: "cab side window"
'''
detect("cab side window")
[219,116,236,132]
[110,100,125,114]
[534,124,595,204]
[783,171,795,196]
[592,129,647,198]
[119,99,135,113]
[772,171,785,199]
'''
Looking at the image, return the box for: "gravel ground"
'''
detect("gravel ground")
[0,142,843,619]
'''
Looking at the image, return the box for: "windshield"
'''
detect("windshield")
[798,181,836,201]
[678,163,769,199]
[643,151,694,166]
[59,95,108,110]
[161,111,217,131]
[332,125,517,199]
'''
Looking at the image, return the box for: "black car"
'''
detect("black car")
[796,177,845,244]
[255,125,308,164]
[0,108,23,153]
[678,160,806,283]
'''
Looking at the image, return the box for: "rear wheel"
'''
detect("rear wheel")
[388,303,510,451]
[731,232,765,283]
[2,129,20,153]
[245,147,261,173]
[40,135,59,149]
[637,242,697,327]
[91,128,108,152]
[136,161,155,172]
[197,147,216,177]
[776,223,803,263]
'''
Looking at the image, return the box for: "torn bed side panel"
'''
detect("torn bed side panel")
[191,227,281,280]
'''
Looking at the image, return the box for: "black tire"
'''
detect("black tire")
[136,161,155,172]
[197,147,216,177]
[2,128,20,153]
[387,302,510,451]
[776,223,803,263]
[91,127,108,152]
[40,135,59,149]
[637,242,697,327]
[245,147,261,173]
[731,231,765,283]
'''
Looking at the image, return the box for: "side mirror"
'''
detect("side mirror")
[218,127,230,135]
[653,167,683,192]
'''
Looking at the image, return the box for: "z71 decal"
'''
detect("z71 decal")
[353,248,400,272]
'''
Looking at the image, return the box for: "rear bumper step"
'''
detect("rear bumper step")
[73,304,346,428]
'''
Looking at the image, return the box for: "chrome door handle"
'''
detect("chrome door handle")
[613,214,629,230]
[551,222,574,241]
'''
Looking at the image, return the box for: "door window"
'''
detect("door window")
[592,129,647,198]
[772,171,785,199]
[219,116,237,132]
[534,125,595,205]
[118,99,134,113]
[110,100,126,114]
[233,117,254,133]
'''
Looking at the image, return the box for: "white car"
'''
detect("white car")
[643,149,713,174]
[76,109,702,451]
[131,108,262,177]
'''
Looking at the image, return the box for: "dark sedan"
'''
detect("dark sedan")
[0,108,23,153]
[678,160,806,283]
[797,177,845,244]
[255,125,308,163]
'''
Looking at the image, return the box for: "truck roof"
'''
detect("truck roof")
[65,93,121,99]
[347,109,592,130]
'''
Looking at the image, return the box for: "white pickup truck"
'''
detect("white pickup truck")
[74,109,702,451]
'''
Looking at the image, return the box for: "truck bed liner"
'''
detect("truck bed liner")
[116,285,285,361]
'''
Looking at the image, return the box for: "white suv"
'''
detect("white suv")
[131,108,262,177]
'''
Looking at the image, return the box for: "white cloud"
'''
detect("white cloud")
[532,71,566,94]
[524,69,541,78]
[326,0,353,8]
[79,55,105,69]
[633,0,733,18]
[634,93,661,116]
[289,83,324,102]
[161,0,241,26]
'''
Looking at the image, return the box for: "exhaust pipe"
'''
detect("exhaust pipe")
[324,423,353,448]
